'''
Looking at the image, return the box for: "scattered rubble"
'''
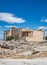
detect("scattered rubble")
[0,40,47,58]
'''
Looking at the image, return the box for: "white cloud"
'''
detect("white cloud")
[38,26,47,30]
[0,13,26,23]
[40,18,47,23]
[0,31,3,39]
[4,25,17,28]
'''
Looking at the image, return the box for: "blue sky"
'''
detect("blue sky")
[0,0,47,39]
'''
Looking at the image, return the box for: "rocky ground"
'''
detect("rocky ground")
[0,58,47,65]
[0,40,47,59]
